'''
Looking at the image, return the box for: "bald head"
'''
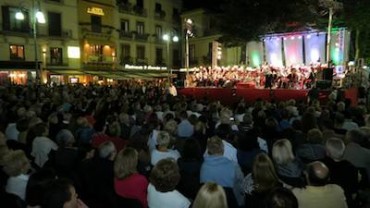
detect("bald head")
[306,161,329,186]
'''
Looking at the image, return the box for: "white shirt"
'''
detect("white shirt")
[150,149,181,166]
[204,140,238,163]
[6,174,29,200]
[5,123,19,141]
[147,183,190,208]
[31,136,58,167]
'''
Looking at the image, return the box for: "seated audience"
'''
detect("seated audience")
[192,182,228,208]
[148,158,191,208]
[292,161,347,208]
[114,147,148,208]
[150,131,180,166]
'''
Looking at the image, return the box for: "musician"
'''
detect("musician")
[264,66,273,89]
[287,68,299,88]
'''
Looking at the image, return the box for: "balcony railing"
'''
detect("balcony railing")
[79,23,115,39]
[135,58,148,65]
[117,2,132,13]
[134,33,149,41]
[154,10,166,20]
[119,31,133,39]
[133,5,147,17]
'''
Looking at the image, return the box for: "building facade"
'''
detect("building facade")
[0,0,79,84]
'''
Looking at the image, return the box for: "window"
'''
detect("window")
[91,15,102,33]
[173,8,179,17]
[155,3,162,12]
[9,45,25,60]
[136,45,145,60]
[50,47,63,65]
[136,0,143,7]
[155,48,163,65]
[121,19,129,32]
[155,25,162,38]
[121,44,130,58]
[136,22,144,34]
[2,6,29,32]
[48,12,62,36]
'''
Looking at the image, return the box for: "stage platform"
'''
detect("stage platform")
[177,87,358,106]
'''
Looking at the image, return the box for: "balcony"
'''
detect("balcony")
[154,10,166,20]
[46,62,69,68]
[117,2,132,13]
[79,23,115,39]
[120,56,134,65]
[135,58,148,65]
[119,31,133,39]
[133,5,147,17]
[134,33,149,41]
[83,56,115,70]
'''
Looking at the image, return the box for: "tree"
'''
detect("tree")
[211,0,322,46]
[341,0,370,60]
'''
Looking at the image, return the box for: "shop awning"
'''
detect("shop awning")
[48,69,85,75]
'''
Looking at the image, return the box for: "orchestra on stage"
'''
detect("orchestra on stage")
[185,64,328,89]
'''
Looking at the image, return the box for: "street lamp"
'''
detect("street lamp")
[185,18,194,76]
[163,33,179,83]
[15,0,46,84]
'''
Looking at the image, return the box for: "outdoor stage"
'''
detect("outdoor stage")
[177,87,358,106]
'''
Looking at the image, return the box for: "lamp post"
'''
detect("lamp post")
[163,33,179,83]
[15,0,45,84]
[184,19,193,76]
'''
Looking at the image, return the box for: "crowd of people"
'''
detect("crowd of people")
[185,65,323,89]
[0,80,369,208]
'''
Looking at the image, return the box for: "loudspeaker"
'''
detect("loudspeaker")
[322,68,334,80]
[316,80,332,89]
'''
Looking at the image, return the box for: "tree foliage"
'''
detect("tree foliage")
[212,0,322,46]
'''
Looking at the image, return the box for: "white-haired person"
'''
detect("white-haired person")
[3,150,31,200]
[150,131,180,166]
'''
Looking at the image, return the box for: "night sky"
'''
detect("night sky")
[182,0,225,11]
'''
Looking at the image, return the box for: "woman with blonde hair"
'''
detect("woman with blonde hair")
[243,153,282,208]
[150,131,180,166]
[114,147,148,208]
[3,150,31,200]
[193,182,228,208]
[272,139,304,187]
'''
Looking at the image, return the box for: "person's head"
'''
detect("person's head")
[42,178,79,208]
[272,139,295,165]
[2,150,30,176]
[325,137,345,160]
[345,129,366,145]
[26,168,57,207]
[33,122,49,137]
[164,119,178,135]
[305,161,329,186]
[156,131,171,148]
[107,121,121,137]
[207,136,224,156]
[55,129,75,147]
[114,147,138,179]
[0,144,10,165]
[265,187,298,208]
[252,153,279,192]
[192,182,228,208]
[98,141,117,160]
[16,118,29,132]
[306,128,323,144]
[150,158,180,192]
